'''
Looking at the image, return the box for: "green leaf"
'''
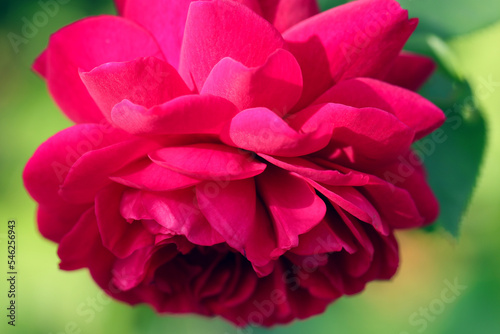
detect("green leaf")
[417,67,486,236]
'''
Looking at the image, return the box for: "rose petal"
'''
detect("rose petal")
[120,189,151,222]
[130,0,327,51]
[111,94,238,135]
[36,204,90,243]
[256,168,327,253]
[95,184,154,258]
[319,106,414,167]
[220,106,333,157]
[312,158,425,228]
[283,0,417,109]
[362,175,425,229]
[58,207,100,270]
[35,16,164,123]
[114,0,127,14]
[111,159,202,192]
[112,247,155,291]
[80,57,190,122]
[314,77,445,140]
[149,143,267,180]
[139,189,225,246]
[384,52,436,91]
[216,257,259,307]
[201,49,302,115]
[371,231,399,280]
[194,255,233,299]
[259,154,368,186]
[220,263,294,325]
[179,0,284,90]
[196,179,277,274]
[32,50,47,77]
[236,0,264,15]
[336,207,374,277]
[23,124,128,206]
[305,178,388,235]
[259,0,320,32]
[290,216,345,256]
[294,262,343,299]
[292,102,415,166]
[59,139,161,203]
[374,150,439,223]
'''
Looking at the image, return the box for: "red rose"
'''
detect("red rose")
[24,0,445,327]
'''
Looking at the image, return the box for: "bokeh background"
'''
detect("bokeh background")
[1,0,499,333]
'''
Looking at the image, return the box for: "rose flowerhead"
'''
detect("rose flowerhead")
[24,0,445,327]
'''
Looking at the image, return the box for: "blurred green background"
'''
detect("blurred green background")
[1,1,499,333]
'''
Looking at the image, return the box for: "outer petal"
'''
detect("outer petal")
[312,158,425,228]
[314,77,445,140]
[111,95,238,135]
[179,0,285,90]
[336,208,375,278]
[80,57,190,122]
[366,229,399,280]
[35,204,90,243]
[24,125,117,242]
[383,52,436,91]
[58,207,100,270]
[23,124,130,241]
[374,150,439,223]
[361,175,425,228]
[288,101,415,166]
[201,49,303,115]
[283,0,417,109]
[149,143,267,180]
[33,50,48,77]
[59,139,162,203]
[259,0,320,32]
[315,105,415,166]
[24,124,126,206]
[35,16,164,123]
